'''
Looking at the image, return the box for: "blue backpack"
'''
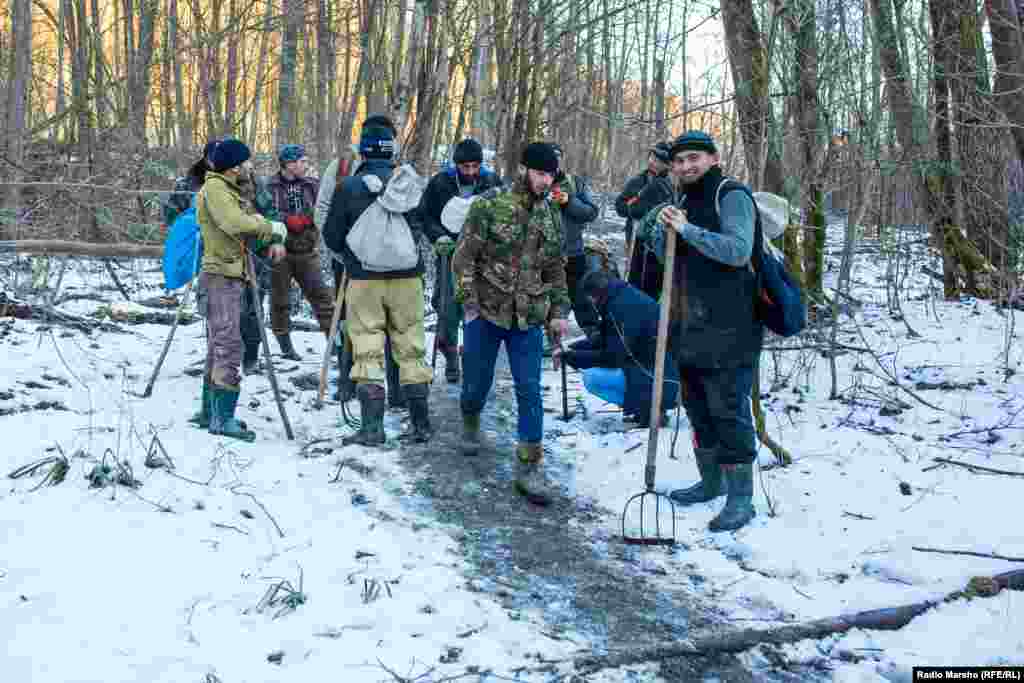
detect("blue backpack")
[162,200,203,290]
[718,180,806,337]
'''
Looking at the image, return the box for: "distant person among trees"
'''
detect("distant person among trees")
[615,142,673,299]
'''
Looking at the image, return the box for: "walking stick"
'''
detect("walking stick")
[558,339,572,422]
[621,221,677,545]
[318,270,348,404]
[137,279,195,398]
[248,252,294,440]
[623,235,636,281]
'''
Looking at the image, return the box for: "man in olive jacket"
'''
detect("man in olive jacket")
[198,139,287,442]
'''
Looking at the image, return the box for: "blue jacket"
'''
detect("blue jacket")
[566,279,679,419]
[322,158,426,280]
[555,173,599,258]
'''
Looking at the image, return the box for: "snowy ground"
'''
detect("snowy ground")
[2,216,1024,681]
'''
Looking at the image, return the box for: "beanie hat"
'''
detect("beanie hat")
[521,142,559,174]
[278,143,306,164]
[210,138,251,172]
[453,138,484,164]
[202,139,221,163]
[360,114,397,159]
[670,130,717,157]
[650,142,672,163]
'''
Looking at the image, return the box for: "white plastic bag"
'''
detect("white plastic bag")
[440,195,480,234]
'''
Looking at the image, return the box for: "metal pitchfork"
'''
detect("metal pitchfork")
[621,220,678,546]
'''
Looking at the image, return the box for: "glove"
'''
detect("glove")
[270,221,287,242]
[285,214,312,234]
[362,175,384,193]
[435,236,455,257]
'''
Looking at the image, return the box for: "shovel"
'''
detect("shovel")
[621,221,677,546]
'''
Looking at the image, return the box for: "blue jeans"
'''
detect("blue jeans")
[582,368,626,407]
[461,317,544,443]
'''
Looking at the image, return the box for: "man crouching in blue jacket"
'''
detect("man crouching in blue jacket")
[554,269,679,429]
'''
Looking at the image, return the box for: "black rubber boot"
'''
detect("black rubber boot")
[208,387,256,442]
[400,383,433,443]
[342,384,386,446]
[275,333,302,361]
[708,464,756,532]
[669,448,725,506]
[443,347,461,384]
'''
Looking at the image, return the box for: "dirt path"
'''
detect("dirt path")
[396,352,760,682]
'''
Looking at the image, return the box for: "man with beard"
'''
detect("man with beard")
[451,142,571,506]
[420,138,502,383]
[650,130,762,532]
[615,142,673,299]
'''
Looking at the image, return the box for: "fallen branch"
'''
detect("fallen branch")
[572,569,1024,676]
[930,457,1024,477]
[911,546,1024,563]
[232,488,285,538]
[0,239,163,259]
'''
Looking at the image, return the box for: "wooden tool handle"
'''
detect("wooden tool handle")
[644,226,677,490]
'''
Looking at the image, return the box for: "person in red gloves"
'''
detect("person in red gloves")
[265,144,335,360]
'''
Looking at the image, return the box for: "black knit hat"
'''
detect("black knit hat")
[670,130,718,157]
[360,114,397,159]
[210,138,251,172]
[521,142,559,174]
[453,138,484,164]
[650,142,672,163]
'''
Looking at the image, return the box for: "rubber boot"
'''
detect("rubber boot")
[276,333,302,361]
[460,412,492,456]
[443,347,461,384]
[385,341,406,410]
[342,384,386,446]
[208,387,256,442]
[400,383,433,443]
[188,376,212,429]
[513,442,554,506]
[242,344,261,376]
[669,448,724,506]
[708,463,756,532]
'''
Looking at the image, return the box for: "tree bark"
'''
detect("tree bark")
[277,0,302,146]
[986,0,1024,162]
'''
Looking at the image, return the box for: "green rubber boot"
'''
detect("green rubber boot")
[188,376,213,429]
[708,463,756,532]
[669,448,724,506]
[460,413,492,456]
[208,387,256,443]
[342,384,386,447]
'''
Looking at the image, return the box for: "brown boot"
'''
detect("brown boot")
[513,442,554,506]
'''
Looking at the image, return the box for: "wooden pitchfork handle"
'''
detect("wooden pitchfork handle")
[248,252,294,440]
[643,223,676,491]
[318,270,349,403]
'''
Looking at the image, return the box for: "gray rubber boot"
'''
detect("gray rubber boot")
[669,448,724,506]
[342,384,386,446]
[708,464,756,532]
[513,442,553,506]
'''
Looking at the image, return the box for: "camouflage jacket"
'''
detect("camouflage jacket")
[451,180,571,331]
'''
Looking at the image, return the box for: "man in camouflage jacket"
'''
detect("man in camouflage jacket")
[451,142,571,506]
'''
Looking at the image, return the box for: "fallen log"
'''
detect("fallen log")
[0,240,163,260]
[573,569,1024,676]
[1,294,125,334]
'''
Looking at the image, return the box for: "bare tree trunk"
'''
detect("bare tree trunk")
[159,0,173,147]
[56,0,68,143]
[929,0,961,298]
[223,0,240,135]
[91,0,107,130]
[719,0,784,193]
[1,0,32,239]
[125,0,158,142]
[277,0,302,146]
[316,0,334,160]
[248,0,274,147]
[170,0,191,151]
[986,0,1024,162]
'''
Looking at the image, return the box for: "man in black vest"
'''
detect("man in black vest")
[657,130,762,532]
